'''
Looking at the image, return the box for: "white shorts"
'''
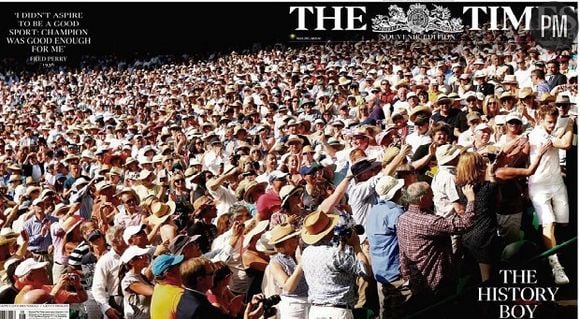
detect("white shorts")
[529,183,569,226]
[309,305,353,319]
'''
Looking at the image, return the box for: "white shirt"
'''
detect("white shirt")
[203,151,224,176]
[92,249,122,315]
[207,184,237,217]
[528,126,564,187]
[346,174,382,242]
[457,129,475,148]
[406,132,432,155]
[210,229,250,295]
[431,166,460,218]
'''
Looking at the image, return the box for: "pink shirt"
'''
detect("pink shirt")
[50,221,67,265]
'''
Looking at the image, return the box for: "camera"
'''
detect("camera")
[259,294,281,318]
[332,213,365,245]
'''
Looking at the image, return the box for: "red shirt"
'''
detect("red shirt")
[396,202,475,293]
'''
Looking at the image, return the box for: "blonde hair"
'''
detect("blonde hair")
[483,95,499,116]
[456,152,486,186]
[180,257,213,289]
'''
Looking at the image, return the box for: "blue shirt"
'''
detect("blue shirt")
[24,214,58,253]
[367,200,403,283]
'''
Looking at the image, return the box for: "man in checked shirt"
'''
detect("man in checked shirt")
[396,181,475,310]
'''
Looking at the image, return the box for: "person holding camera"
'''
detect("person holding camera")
[301,210,371,319]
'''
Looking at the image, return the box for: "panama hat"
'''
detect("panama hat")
[268,223,301,245]
[301,210,340,245]
[409,105,432,123]
[375,176,405,201]
[61,215,83,234]
[436,144,463,165]
[148,201,177,226]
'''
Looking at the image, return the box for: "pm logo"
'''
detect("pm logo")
[372,4,463,33]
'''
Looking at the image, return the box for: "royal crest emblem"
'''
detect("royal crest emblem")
[371,3,463,33]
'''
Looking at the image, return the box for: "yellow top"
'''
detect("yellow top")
[150,283,184,319]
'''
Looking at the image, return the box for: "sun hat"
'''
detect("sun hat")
[301,211,340,245]
[168,234,202,256]
[148,201,177,226]
[122,224,147,245]
[374,176,405,201]
[243,181,267,203]
[279,185,303,208]
[268,223,301,245]
[350,158,382,176]
[243,220,270,247]
[61,215,83,234]
[14,258,48,277]
[435,144,463,165]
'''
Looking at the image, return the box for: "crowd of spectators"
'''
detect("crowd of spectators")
[0,25,577,319]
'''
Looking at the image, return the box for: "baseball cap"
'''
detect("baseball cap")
[14,258,48,277]
[120,245,150,264]
[268,170,289,183]
[475,123,492,131]
[299,164,321,176]
[152,254,185,277]
[122,224,147,245]
[506,113,523,123]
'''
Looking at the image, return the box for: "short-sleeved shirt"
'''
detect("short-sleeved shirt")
[150,283,183,319]
[347,174,382,242]
[431,166,460,218]
[528,126,564,188]
[302,244,367,307]
[367,200,404,283]
[121,272,151,319]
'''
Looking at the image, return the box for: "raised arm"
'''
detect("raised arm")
[495,141,552,180]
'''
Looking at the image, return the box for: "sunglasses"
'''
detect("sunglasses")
[123,199,137,206]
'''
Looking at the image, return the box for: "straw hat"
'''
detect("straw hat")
[268,223,300,245]
[148,201,176,226]
[61,215,83,234]
[243,181,267,203]
[517,87,535,99]
[409,105,432,123]
[375,176,405,201]
[301,211,340,245]
[435,144,463,165]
